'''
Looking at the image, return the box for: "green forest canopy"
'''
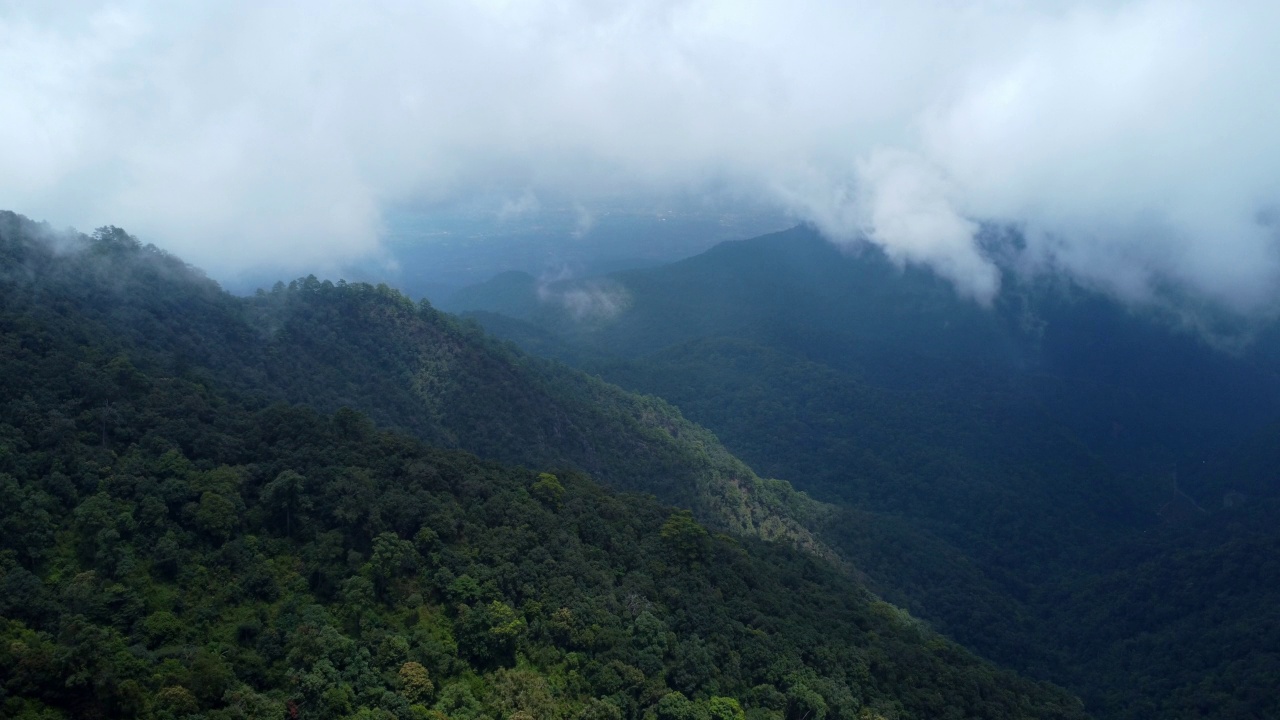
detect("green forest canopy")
[0,212,1086,719]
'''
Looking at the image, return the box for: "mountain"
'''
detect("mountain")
[436,271,540,319]
[455,225,1280,465]
[453,224,1280,718]
[0,213,829,555]
[0,210,1089,719]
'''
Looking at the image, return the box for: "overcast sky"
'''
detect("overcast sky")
[3,0,1279,315]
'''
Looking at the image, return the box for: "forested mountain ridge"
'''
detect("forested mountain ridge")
[0,211,829,556]
[453,225,1280,718]
[0,210,1093,718]
[456,225,1280,461]
[243,279,831,557]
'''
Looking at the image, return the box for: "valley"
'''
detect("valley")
[449,225,1280,719]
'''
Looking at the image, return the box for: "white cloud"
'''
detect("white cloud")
[538,277,632,323]
[856,149,996,305]
[2,0,1279,316]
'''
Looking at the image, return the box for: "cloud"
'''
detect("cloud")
[535,262,629,321]
[536,272,632,323]
[2,1,1279,317]
[780,148,998,304]
[570,205,596,239]
[497,191,542,222]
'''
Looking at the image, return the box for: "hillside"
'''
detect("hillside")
[0,212,828,556]
[453,225,1280,718]
[0,210,1094,719]
[456,225,1280,465]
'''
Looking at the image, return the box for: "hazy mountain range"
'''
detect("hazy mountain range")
[4,207,1279,718]
[447,224,1280,718]
[1,210,1095,719]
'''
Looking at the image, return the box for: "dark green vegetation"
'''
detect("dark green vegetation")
[0,214,829,554]
[0,211,1088,719]
[455,226,1280,719]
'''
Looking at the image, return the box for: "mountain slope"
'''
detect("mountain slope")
[0,210,1089,719]
[453,224,1280,719]
[0,212,828,556]
[462,224,1280,468]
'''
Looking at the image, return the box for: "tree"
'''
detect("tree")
[457,600,525,667]
[656,691,709,720]
[398,661,434,703]
[366,531,417,600]
[787,684,827,720]
[531,473,565,508]
[660,510,709,564]
[194,490,241,542]
[154,686,198,716]
[261,469,310,537]
[706,697,745,720]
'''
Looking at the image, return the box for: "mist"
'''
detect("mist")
[3,1,1279,316]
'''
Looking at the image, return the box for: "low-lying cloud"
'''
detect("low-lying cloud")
[3,1,1278,316]
[538,276,632,324]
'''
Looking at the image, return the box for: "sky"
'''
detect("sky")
[2,0,1279,317]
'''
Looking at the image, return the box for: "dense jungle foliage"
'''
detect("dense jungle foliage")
[0,212,828,554]
[0,211,1089,718]
[455,226,1280,719]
